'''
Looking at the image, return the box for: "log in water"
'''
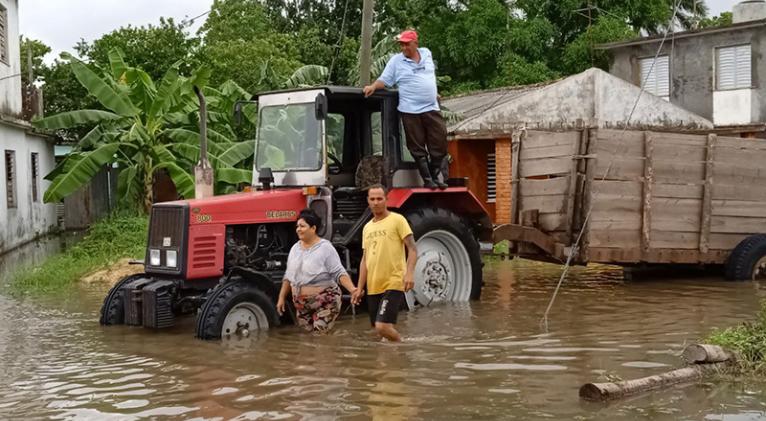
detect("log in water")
[579,362,729,402]
[682,344,733,364]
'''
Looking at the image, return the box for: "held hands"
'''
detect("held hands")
[351,288,365,305]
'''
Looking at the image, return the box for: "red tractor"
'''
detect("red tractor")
[99,87,493,339]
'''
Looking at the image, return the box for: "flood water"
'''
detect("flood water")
[1,244,766,420]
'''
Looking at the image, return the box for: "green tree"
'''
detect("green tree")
[20,37,51,86]
[698,11,733,29]
[75,17,198,81]
[32,50,254,212]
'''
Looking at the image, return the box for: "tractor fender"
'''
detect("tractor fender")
[387,188,493,242]
[226,267,281,300]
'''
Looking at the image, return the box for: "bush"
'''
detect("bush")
[707,300,766,373]
[9,213,148,294]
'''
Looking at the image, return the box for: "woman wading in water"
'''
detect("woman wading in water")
[277,209,361,332]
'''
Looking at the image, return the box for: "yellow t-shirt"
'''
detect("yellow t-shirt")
[362,212,413,295]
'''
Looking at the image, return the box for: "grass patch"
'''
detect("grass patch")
[707,300,766,374]
[9,213,148,294]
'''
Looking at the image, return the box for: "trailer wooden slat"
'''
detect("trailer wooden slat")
[506,128,766,266]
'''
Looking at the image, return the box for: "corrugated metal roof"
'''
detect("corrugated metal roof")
[442,82,554,122]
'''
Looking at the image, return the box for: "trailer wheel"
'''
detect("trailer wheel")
[725,234,766,281]
[99,274,145,325]
[405,208,483,304]
[195,280,278,340]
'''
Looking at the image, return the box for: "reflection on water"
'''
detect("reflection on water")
[0,253,765,420]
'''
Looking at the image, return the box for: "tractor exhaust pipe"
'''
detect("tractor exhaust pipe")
[193,86,214,199]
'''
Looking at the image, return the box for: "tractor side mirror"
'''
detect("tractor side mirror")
[258,167,274,190]
[314,93,328,120]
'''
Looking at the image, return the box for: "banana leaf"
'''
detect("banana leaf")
[216,167,252,185]
[43,143,120,203]
[163,128,226,156]
[62,52,139,117]
[109,48,128,81]
[285,65,329,88]
[149,65,181,119]
[32,109,124,129]
[217,140,255,166]
[116,164,140,206]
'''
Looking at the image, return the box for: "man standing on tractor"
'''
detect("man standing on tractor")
[363,29,448,189]
[353,185,418,341]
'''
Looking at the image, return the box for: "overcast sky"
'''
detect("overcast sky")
[20,0,741,61]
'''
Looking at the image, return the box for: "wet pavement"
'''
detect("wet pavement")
[1,244,765,420]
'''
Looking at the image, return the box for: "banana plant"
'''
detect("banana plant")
[33,49,255,212]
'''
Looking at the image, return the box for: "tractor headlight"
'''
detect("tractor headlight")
[166,250,177,268]
[150,249,161,266]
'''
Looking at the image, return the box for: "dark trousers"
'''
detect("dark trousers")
[401,111,448,161]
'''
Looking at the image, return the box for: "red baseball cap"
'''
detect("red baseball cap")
[396,30,418,43]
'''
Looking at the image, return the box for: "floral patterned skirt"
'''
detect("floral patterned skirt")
[293,284,342,333]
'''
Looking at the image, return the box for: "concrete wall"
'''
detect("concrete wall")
[0,124,57,254]
[0,0,22,117]
[607,25,766,124]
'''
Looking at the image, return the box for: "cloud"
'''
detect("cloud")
[19,0,212,61]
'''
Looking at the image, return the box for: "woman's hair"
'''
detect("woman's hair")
[298,208,322,231]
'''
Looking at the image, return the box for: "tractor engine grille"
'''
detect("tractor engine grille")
[146,204,188,275]
[333,196,367,222]
[142,280,175,329]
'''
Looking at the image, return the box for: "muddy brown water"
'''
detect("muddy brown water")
[1,242,766,420]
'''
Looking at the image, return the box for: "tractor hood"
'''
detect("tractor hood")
[178,189,307,226]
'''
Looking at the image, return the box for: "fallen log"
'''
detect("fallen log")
[682,344,733,364]
[579,362,729,402]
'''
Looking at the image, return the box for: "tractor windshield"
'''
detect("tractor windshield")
[255,103,322,171]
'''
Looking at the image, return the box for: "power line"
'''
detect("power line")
[181,10,211,27]
[327,0,351,84]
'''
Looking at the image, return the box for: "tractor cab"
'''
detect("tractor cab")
[252,87,427,242]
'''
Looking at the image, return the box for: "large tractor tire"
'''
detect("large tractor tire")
[99,274,146,325]
[725,234,766,281]
[195,280,279,340]
[405,208,483,305]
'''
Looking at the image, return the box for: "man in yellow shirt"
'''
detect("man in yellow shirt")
[353,184,418,341]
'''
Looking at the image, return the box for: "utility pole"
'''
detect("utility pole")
[359,0,375,86]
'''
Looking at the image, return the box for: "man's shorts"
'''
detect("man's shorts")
[367,290,406,326]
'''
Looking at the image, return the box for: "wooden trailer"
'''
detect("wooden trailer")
[494,128,766,276]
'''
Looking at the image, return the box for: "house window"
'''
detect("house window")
[31,153,39,202]
[5,150,16,208]
[0,6,7,65]
[639,55,670,100]
[487,152,496,203]
[717,44,751,90]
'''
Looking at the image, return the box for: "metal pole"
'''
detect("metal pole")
[359,0,375,86]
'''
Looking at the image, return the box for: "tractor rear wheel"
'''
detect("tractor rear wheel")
[195,280,279,340]
[405,208,483,305]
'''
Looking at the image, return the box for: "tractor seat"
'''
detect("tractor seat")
[334,155,385,197]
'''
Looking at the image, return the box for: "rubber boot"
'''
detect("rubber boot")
[429,157,448,189]
[416,157,438,189]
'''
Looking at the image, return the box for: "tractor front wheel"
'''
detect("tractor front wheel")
[406,208,483,305]
[99,274,146,325]
[195,280,279,340]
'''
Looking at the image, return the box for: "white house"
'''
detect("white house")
[0,0,57,254]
